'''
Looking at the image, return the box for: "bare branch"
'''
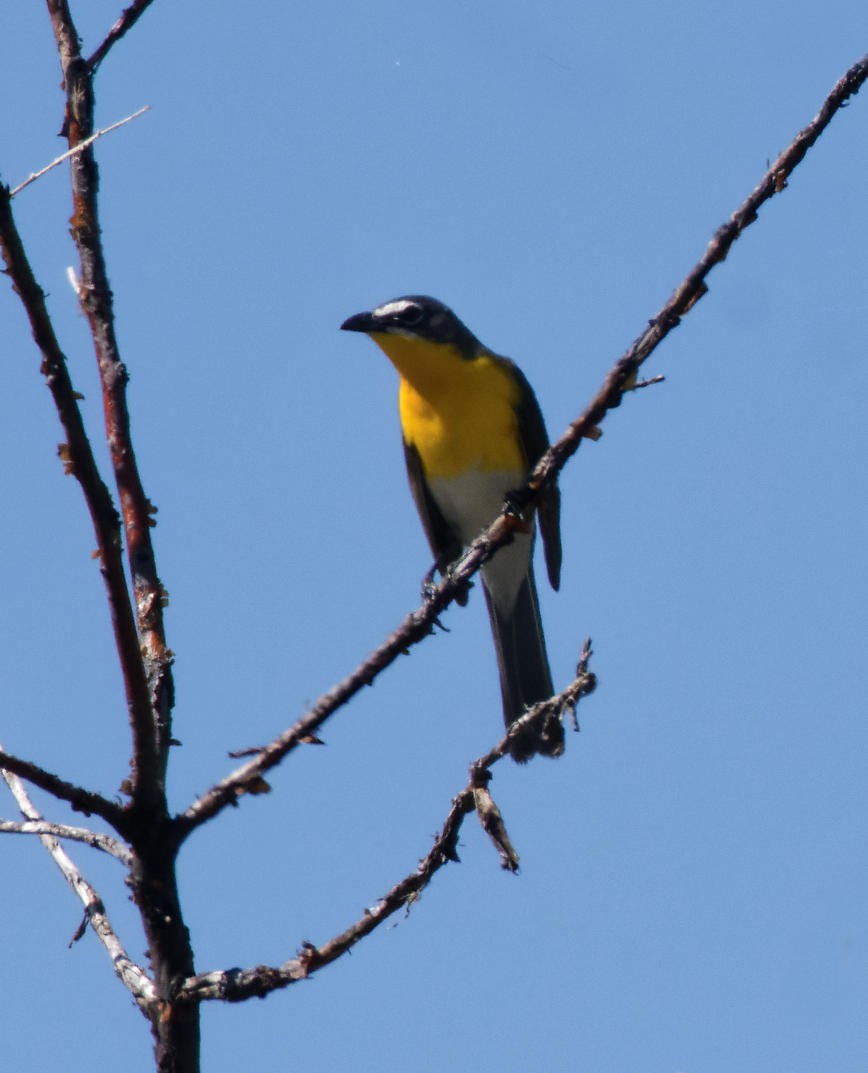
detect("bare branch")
[177,660,596,1004]
[0,747,126,827]
[10,106,150,197]
[87,0,159,71]
[0,818,132,864]
[179,785,473,1003]
[45,0,174,811]
[0,188,150,821]
[1,769,155,1013]
[175,573,477,836]
[33,8,199,1068]
[528,54,868,498]
[182,591,592,849]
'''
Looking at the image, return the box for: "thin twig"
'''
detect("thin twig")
[632,374,666,390]
[0,818,132,864]
[10,106,150,197]
[1,769,155,1013]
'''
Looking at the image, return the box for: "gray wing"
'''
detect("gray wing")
[504,358,562,591]
[402,438,462,573]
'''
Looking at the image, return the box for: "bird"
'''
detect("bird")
[341,295,563,761]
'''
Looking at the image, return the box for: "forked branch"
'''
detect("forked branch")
[1,769,155,1012]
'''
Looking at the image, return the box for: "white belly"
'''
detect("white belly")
[429,469,534,613]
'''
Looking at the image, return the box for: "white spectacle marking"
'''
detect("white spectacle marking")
[374,298,419,319]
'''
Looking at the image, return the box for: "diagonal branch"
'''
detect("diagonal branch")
[0,747,125,827]
[10,105,150,197]
[177,774,472,1004]
[1,769,155,1014]
[174,569,478,836]
[46,0,174,811]
[176,660,596,1005]
[527,53,868,499]
[175,56,868,838]
[87,0,159,71]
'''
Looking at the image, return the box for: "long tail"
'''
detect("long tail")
[483,568,564,762]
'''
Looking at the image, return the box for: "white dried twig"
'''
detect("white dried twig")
[0,818,132,864]
[10,105,151,197]
[1,766,155,1012]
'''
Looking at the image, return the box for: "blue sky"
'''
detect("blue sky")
[1,3,867,1071]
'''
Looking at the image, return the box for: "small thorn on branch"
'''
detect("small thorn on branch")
[69,909,89,947]
[228,745,268,759]
[630,374,666,390]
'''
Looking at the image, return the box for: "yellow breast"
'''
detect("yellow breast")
[372,333,526,481]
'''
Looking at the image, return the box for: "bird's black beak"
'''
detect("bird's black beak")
[340,311,378,333]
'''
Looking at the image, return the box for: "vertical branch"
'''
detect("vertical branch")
[41,4,197,1070]
[0,188,153,786]
[46,0,174,809]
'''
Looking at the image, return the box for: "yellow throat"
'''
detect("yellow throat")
[370,332,526,481]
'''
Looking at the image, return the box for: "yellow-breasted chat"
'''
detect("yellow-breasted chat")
[341,295,563,761]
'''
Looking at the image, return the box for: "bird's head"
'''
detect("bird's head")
[341,296,480,356]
